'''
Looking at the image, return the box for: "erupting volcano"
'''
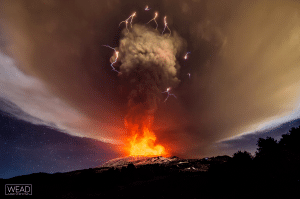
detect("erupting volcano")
[105,24,185,158]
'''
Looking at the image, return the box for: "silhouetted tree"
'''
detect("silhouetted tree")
[255,137,279,161]
[253,136,281,180]
[279,127,300,153]
[232,150,253,163]
[278,127,300,181]
[226,151,254,178]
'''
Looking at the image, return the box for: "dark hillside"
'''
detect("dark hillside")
[2,126,300,198]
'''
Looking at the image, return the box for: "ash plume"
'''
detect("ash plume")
[111,24,185,128]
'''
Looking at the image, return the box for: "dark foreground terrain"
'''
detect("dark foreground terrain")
[1,155,299,199]
[2,126,300,198]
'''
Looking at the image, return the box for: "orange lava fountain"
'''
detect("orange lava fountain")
[125,118,168,157]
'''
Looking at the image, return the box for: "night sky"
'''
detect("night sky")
[0,109,117,179]
[2,0,300,179]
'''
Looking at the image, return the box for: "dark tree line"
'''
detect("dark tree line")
[229,126,300,181]
[254,127,300,181]
[207,126,300,198]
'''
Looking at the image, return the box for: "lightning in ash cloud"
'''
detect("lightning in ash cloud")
[162,16,171,37]
[119,12,137,32]
[184,52,191,79]
[162,87,177,102]
[184,52,191,60]
[103,8,184,156]
[147,12,158,29]
[102,45,120,74]
[145,5,151,11]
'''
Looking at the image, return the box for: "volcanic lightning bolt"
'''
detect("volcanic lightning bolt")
[147,12,158,29]
[145,5,151,11]
[162,87,177,102]
[119,12,137,32]
[129,12,136,28]
[102,45,120,74]
[184,52,191,60]
[184,52,191,78]
[162,16,171,37]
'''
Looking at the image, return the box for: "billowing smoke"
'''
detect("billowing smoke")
[112,24,185,131]
[3,0,300,158]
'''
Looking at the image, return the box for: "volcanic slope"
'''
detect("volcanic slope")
[99,156,224,172]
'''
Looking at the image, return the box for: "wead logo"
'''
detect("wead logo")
[5,184,32,195]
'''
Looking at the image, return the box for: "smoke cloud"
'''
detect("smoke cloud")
[2,0,300,158]
[0,51,123,144]
[112,24,185,131]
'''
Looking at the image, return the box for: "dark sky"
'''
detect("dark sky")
[0,109,117,179]
[2,0,300,178]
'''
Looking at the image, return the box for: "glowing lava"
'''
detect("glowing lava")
[128,127,166,156]
[125,119,167,157]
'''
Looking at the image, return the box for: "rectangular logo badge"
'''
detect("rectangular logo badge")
[5,184,32,195]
